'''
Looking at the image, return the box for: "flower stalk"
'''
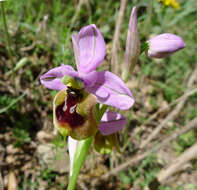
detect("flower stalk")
[67,136,93,190]
[67,105,107,190]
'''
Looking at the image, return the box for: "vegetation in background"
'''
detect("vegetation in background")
[0,0,197,189]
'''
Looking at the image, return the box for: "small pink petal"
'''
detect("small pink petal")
[99,110,127,135]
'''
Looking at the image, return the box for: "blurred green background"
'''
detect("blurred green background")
[0,0,197,189]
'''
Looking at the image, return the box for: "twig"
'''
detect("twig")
[78,176,88,190]
[140,68,197,148]
[144,0,153,36]
[20,41,41,52]
[71,0,85,28]
[8,171,18,190]
[0,72,41,114]
[5,57,29,77]
[122,87,197,151]
[141,87,197,130]
[0,92,26,114]
[92,117,197,185]
[64,0,87,54]
[111,0,128,74]
[155,117,197,151]
[157,141,197,183]
[91,152,148,186]
[0,172,3,190]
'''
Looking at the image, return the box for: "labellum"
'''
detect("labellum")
[53,86,98,140]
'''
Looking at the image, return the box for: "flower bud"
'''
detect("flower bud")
[146,33,185,58]
[53,87,98,140]
[122,6,140,81]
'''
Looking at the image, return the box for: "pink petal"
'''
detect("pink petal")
[72,24,106,73]
[86,71,135,110]
[40,65,78,90]
[99,110,127,135]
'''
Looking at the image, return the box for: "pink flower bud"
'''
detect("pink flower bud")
[147,33,185,58]
[122,6,140,81]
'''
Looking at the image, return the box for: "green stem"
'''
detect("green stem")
[140,42,149,55]
[67,105,107,190]
[1,1,15,70]
[67,136,93,190]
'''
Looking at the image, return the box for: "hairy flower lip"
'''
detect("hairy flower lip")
[53,88,98,140]
[55,87,84,129]
[55,87,85,129]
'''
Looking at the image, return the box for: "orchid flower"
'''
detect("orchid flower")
[40,25,134,186]
[40,24,134,110]
[40,24,134,140]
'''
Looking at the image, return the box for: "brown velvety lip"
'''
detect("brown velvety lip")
[55,87,85,129]
[56,101,85,128]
